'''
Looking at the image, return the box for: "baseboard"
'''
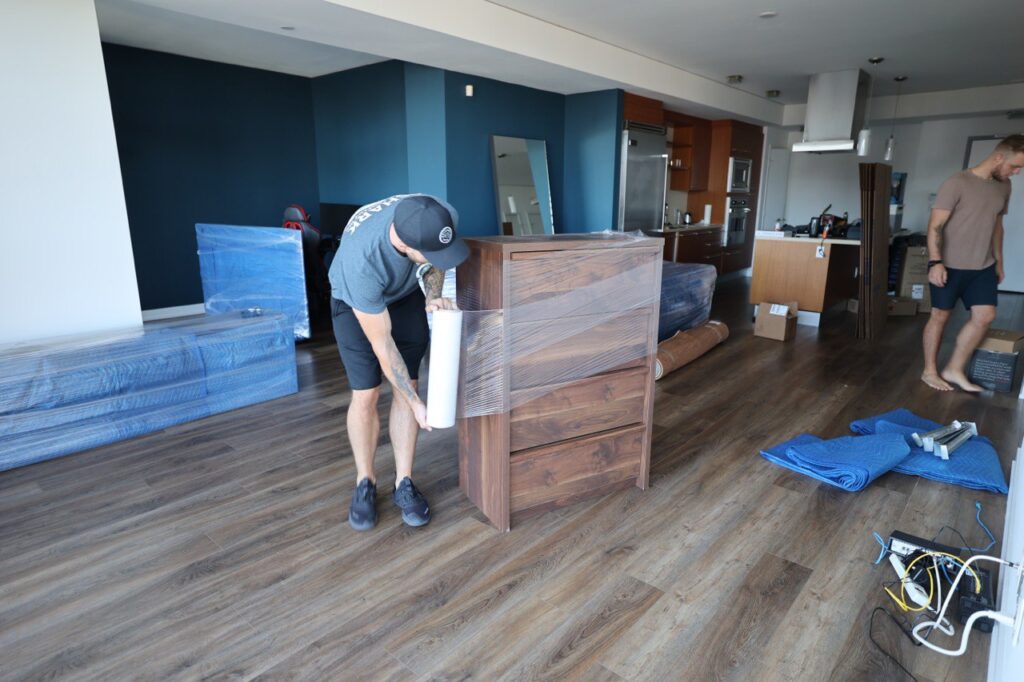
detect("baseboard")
[141,303,206,322]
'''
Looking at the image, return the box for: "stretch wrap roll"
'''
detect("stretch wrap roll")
[426,309,463,428]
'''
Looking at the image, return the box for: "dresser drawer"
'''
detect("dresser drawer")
[507,248,659,322]
[508,309,651,390]
[509,366,647,452]
[509,425,645,514]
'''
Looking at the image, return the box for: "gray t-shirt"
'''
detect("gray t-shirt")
[328,194,458,313]
[933,170,1011,269]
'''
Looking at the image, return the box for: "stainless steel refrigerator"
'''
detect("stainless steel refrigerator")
[617,123,668,231]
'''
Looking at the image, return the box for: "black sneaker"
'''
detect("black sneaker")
[348,478,378,531]
[393,477,430,527]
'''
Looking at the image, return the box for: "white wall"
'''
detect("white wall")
[783,115,1022,232]
[0,0,142,345]
[988,445,1024,682]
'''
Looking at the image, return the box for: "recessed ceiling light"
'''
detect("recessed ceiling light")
[759,11,778,19]
[868,57,885,65]
[280,26,295,31]
[727,74,744,84]
[765,89,781,98]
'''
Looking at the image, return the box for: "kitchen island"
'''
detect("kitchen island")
[749,233,860,326]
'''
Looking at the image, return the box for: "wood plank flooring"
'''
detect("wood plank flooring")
[1,280,1022,681]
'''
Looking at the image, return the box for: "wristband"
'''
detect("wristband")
[927,260,943,269]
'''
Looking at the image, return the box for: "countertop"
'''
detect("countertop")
[754,232,860,246]
[658,224,725,233]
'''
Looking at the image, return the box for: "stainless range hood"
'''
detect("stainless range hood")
[792,69,871,153]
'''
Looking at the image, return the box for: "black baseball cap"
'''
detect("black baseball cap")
[393,196,468,270]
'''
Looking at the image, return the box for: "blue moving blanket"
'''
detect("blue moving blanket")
[760,433,910,492]
[850,409,1008,494]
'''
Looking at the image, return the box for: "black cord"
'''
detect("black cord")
[869,607,919,682]
[932,525,974,555]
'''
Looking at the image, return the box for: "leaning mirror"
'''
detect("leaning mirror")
[491,135,554,235]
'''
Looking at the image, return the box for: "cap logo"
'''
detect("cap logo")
[438,226,453,244]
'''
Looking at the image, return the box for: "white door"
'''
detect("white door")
[759,146,790,231]
[966,137,1024,292]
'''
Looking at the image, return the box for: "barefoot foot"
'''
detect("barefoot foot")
[922,372,954,391]
[940,369,983,393]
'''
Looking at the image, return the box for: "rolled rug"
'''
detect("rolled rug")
[655,320,729,380]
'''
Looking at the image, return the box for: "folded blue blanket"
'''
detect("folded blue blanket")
[865,414,1008,494]
[760,433,910,492]
[760,408,1008,494]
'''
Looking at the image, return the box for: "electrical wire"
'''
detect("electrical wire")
[932,502,997,554]
[868,607,919,681]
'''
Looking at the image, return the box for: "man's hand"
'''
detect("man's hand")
[412,399,431,431]
[426,297,458,313]
[928,263,947,288]
[996,262,1005,284]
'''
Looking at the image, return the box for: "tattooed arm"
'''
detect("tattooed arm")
[926,208,950,288]
[421,266,457,313]
[353,308,430,429]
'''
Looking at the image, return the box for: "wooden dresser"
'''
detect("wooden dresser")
[455,234,663,531]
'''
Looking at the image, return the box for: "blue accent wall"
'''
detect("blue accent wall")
[312,61,409,205]
[103,44,320,310]
[563,90,623,232]
[404,64,448,198]
[443,71,565,237]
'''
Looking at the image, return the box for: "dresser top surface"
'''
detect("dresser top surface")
[466,233,662,254]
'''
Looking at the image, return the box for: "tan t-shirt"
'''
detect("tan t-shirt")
[933,170,1011,269]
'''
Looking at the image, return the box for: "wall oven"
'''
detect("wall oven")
[727,156,753,193]
[725,198,751,247]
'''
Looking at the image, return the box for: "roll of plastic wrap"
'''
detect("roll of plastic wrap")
[703,203,713,225]
[426,309,463,428]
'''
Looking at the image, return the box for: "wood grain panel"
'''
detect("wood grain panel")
[509,367,647,452]
[622,92,663,126]
[750,239,831,311]
[509,310,651,390]
[507,248,658,322]
[509,426,644,513]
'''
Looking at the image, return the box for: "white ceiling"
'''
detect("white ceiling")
[96,0,384,76]
[93,0,1024,120]
[491,0,1024,103]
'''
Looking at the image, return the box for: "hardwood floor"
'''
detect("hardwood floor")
[1,280,1022,681]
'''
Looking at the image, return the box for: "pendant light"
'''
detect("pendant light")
[858,58,884,157]
[884,76,907,162]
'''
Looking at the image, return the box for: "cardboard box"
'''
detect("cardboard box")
[899,246,931,309]
[755,300,798,342]
[887,297,918,316]
[979,329,1024,354]
[968,349,1022,393]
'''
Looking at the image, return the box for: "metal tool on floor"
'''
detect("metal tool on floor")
[936,422,978,460]
[913,421,962,450]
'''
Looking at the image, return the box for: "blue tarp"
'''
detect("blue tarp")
[196,224,310,340]
[658,261,716,342]
[760,408,1008,494]
[0,312,297,472]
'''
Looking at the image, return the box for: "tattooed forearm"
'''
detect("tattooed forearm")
[383,337,420,406]
[422,266,445,301]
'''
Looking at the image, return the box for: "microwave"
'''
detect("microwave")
[727,157,753,193]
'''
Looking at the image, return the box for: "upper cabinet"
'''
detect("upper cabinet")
[665,112,711,193]
[622,92,664,126]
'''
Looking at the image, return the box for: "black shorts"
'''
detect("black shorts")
[331,289,429,390]
[929,264,998,310]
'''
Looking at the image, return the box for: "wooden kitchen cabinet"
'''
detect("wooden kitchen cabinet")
[674,227,723,272]
[667,114,711,192]
[623,92,664,126]
[456,234,663,531]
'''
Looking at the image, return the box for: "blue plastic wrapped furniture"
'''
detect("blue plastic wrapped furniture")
[0,312,297,472]
[196,224,310,340]
[658,261,716,342]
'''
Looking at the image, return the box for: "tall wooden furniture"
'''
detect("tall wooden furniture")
[456,234,663,531]
[858,163,892,340]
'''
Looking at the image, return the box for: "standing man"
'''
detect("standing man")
[329,195,468,530]
[922,134,1023,392]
